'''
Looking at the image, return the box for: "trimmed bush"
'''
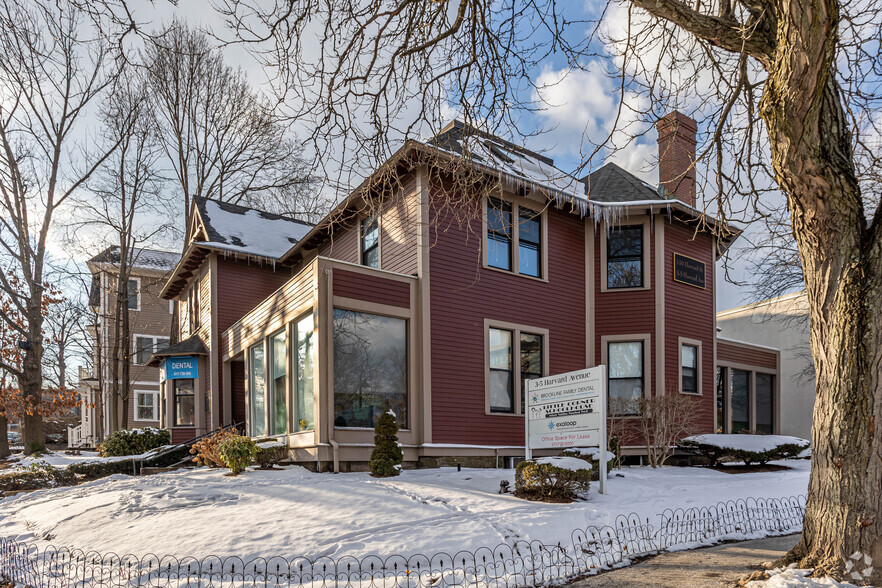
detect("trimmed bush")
[0,461,76,493]
[677,434,810,467]
[190,429,239,467]
[99,428,171,457]
[254,440,288,469]
[514,456,591,503]
[560,447,616,481]
[218,435,257,475]
[370,410,403,477]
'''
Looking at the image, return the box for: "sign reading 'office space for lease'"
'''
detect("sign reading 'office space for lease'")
[525,365,606,449]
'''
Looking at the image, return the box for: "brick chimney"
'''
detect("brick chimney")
[656,111,697,206]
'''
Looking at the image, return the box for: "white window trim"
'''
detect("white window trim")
[358,212,382,269]
[599,217,652,292]
[601,333,652,417]
[481,194,549,283]
[678,337,703,395]
[133,334,171,365]
[483,318,550,416]
[135,389,159,421]
[127,277,141,311]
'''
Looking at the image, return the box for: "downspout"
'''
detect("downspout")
[325,267,340,473]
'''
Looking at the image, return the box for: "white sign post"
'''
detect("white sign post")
[525,365,608,494]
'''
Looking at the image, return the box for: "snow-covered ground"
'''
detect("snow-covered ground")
[0,460,809,562]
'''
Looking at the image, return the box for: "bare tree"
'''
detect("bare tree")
[72,72,172,433]
[209,0,882,578]
[0,0,123,453]
[631,382,702,468]
[143,21,320,220]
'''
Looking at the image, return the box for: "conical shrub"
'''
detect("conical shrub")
[370,410,403,477]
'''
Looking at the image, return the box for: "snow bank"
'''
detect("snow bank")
[565,447,616,461]
[255,441,286,450]
[682,434,809,453]
[534,456,592,472]
[746,565,862,587]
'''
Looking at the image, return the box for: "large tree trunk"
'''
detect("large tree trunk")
[21,292,45,454]
[761,41,882,584]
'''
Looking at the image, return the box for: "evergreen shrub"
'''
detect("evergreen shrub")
[99,428,171,457]
[677,434,810,467]
[560,447,616,481]
[0,461,76,493]
[218,435,257,475]
[370,410,403,477]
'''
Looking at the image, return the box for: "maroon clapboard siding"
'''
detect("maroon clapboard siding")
[664,220,716,433]
[593,223,656,391]
[231,360,247,425]
[428,184,587,445]
[717,340,778,371]
[333,269,411,309]
[171,428,195,444]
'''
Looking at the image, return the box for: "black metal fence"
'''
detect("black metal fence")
[0,495,806,587]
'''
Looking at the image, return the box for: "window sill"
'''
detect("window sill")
[600,284,651,293]
[485,411,525,417]
[334,426,412,432]
[679,390,702,396]
[483,264,549,284]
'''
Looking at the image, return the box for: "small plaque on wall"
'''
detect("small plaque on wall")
[673,253,706,289]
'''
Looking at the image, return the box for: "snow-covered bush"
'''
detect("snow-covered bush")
[678,434,810,466]
[370,410,403,477]
[514,456,591,502]
[0,461,76,492]
[218,435,257,475]
[254,440,288,469]
[190,429,239,467]
[560,447,615,481]
[99,427,171,457]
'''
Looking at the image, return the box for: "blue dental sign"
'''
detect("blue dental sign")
[161,356,198,380]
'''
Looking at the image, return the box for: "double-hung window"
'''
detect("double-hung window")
[487,198,513,271]
[606,226,643,289]
[361,214,380,268]
[136,391,158,421]
[487,325,545,415]
[681,343,699,394]
[486,197,544,278]
[134,335,170,365]
[189,285,201,332]
[608,341,644,415]
[127,278,140,310]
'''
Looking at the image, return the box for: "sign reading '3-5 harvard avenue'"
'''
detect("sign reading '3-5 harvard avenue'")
[525,365,608,494]
[673,253,706,289]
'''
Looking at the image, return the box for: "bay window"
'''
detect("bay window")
[250,342,266,436]
[269,330,287,436]
[294,314,315,432]
[173,379,195,426]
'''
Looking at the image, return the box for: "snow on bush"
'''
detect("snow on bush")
[0,460,76,492]
[99,427,171,457]
[560,447,615,481]
[515,457,591,502]
[254,439,288,469]
[678,434,810,466]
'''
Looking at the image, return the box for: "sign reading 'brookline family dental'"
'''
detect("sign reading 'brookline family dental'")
[525,365,608,494]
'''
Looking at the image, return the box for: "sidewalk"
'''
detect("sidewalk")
[569,534,799,587]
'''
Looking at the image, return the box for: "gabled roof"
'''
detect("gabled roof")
[87,246,180,273]
[581,162,664,203]
[145,334,209,367]
[193,196,313,259]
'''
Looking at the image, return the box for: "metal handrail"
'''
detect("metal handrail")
[134,421,245,475]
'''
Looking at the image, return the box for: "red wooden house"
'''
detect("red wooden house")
[148,112,780,469]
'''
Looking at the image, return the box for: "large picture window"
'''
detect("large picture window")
[606,226,643,289]
[250,343,267,436]
[333,309,407,429]
[755,373,775,434]
[361,214,380,268]
[731,369,750,433]
[269,330,287,436]
[608,341,643,415]
[173,379,195,426]
[295,314,315,432]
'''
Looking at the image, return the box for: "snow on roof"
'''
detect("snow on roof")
[195,197,313,260]
[88,246,180,272]
[426,121,588,211]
